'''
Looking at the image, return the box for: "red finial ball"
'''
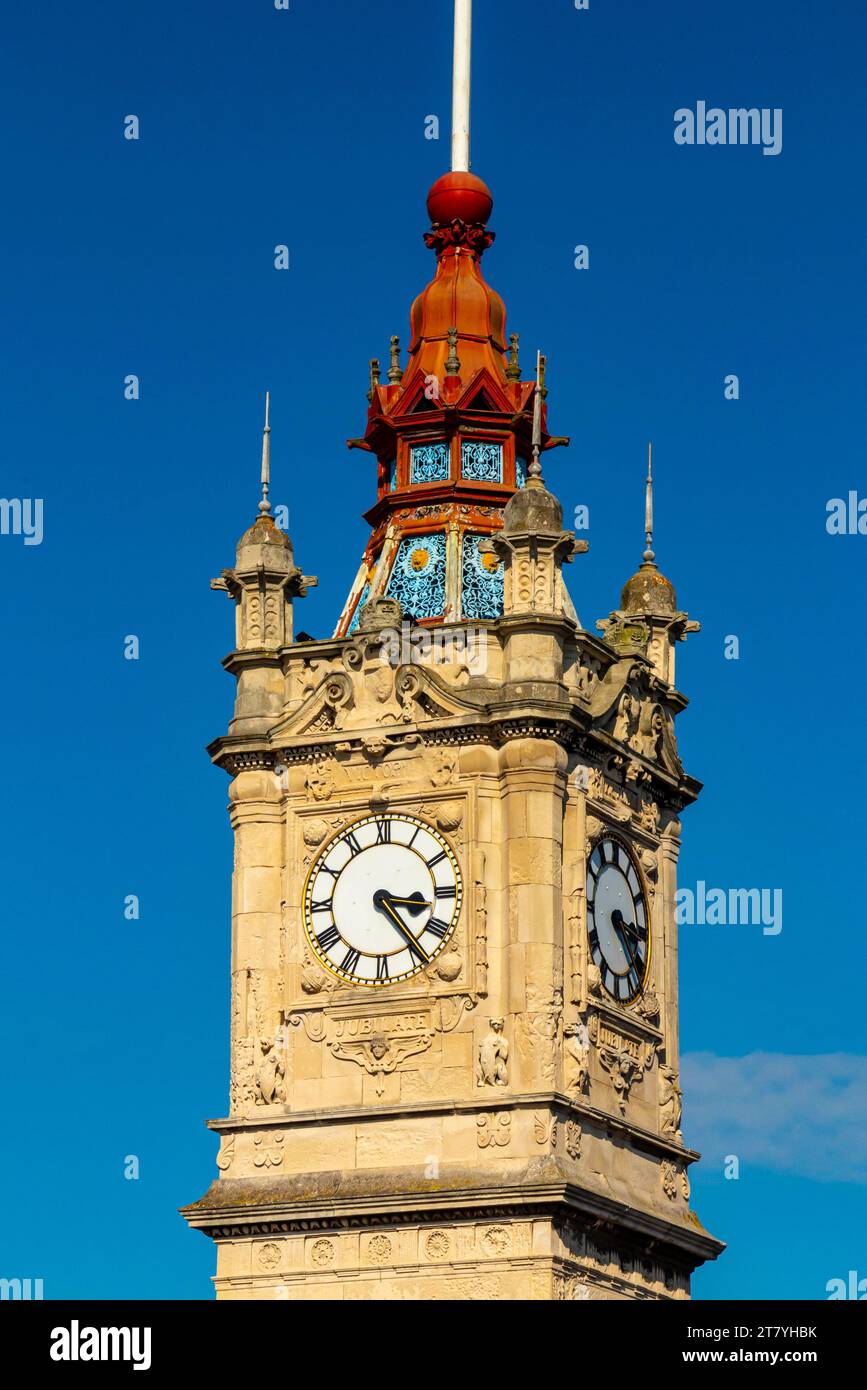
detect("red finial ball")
[427,171,493,226]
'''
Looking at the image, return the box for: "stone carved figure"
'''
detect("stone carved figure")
[329,1031,432,1098]
[659,1064,683,1137]
[613,691,637,745]
[305,763,335,802]
[256,1038,286,1106]
[636,702,662,761]
[599,1049,643,1114]
[430,748,458,788]
[564,1022,590,1095]
[476,1018,509,1087]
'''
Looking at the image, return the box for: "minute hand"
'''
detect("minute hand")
[373,891,430,964]
[611,908,641,961]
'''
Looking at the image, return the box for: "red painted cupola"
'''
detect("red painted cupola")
[335,173,569,636]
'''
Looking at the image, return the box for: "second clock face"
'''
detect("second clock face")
[586,838,649,1003]
[303,813,463,986]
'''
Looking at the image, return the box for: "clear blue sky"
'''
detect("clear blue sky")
[1,0,864,1300]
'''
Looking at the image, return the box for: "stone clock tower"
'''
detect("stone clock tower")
[181,160,724,1298]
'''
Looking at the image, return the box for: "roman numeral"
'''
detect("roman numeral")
[316,925,340,952]
[376,955,390,981]
[340,947,361,974]
[375,819,391,844]
[310,899,333,913]
[345,832,363,857]
[427,850,446,869]
[435,885,456,899]
[425,917,449,939]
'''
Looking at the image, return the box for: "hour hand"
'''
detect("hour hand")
[379,891,430,916]
[372,889,430,963]
[612,908,643,939]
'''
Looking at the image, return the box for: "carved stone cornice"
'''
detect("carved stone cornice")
[180,1156,724,1266]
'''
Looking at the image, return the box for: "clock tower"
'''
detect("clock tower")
[181,8,724,1301]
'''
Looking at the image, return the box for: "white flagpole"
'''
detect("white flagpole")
[451,0,472,171]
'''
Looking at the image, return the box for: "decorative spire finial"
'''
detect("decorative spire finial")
[505,332,521,382]
[368,357,381,403]
[643,441,655,563]
[451,0,472,172]
[527,350,545,487]
[445,325,461,377]
[258,391,271,515]
[388,335,403,385]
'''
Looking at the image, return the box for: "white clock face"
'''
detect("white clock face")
[586,838,649,1003]
[303,813,463,986]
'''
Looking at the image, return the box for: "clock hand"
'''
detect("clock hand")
[372,890,431,964]
[611,908,640,964]
[380,892,430,914]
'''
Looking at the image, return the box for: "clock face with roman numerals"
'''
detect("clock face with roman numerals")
[302,813,463,986]
[586,838,650,1003]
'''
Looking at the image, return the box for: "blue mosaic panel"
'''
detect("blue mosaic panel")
[461,533,504,620]
[461,440,503,482]
[515,455,528,489]
[386,457,397,491]
[347,581,371,635]
[385,533,447,619]
[410,442,450,483]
